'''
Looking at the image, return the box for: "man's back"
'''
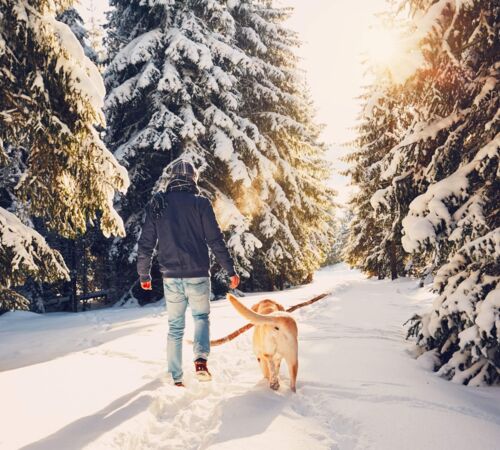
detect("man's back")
[137,190,236,281]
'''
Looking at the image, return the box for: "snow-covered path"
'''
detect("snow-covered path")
[1,265,500,450]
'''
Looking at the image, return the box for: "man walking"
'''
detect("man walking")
[137,160,240,387]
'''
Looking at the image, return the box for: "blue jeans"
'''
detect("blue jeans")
[164,277,211,382]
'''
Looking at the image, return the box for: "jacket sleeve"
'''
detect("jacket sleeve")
[200,198,236,276]
[136,206,158,282]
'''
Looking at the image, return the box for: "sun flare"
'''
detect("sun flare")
[364,27,402,69]
[362,24,423,83]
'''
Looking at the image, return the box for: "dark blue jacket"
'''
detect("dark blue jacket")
[137,191,236,281]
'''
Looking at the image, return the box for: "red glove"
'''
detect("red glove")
[141,280,152,290]
[229,274,240,289]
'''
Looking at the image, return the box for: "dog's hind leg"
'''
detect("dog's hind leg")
[258,355,269,379]
[264,355,280,390]
[274,356,282,375]
[285,352,298,392]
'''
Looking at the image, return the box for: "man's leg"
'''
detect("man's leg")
[164,278,188,383]
[184,277,211,362]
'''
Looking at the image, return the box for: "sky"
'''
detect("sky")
[78,0,389,207]
[285,0,389,205]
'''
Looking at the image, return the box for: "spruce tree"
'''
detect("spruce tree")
[105,0,262,298]
[401,0,499,385]
[105,0,335,298]
[349,0,498,384]
[0,0,129,309]
[325,210,353,265]
[231,1,335,289]
[344,83,410,279]
[85,0,107,65]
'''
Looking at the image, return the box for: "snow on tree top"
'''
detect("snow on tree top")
[108,29,163,73]
[46,15,106,117]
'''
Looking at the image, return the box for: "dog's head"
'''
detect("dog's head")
[251,299,285,315]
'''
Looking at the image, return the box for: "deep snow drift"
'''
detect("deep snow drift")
[1,265,499,450]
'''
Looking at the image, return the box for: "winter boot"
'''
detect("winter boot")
[194,358,212,382]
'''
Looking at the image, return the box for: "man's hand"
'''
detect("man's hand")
[229,274,240,289]
[141,280,152,290]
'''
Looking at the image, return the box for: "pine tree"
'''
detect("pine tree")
[344,83,410,279]
[85,0,107,65]
[325,210,352,265]
[0,145,26,216]
[105,0,261,299]
[230,1,335,289]
[0,0,129,309]
[349,0,499,384]
[401,0,500,385]
[105,0,335,298]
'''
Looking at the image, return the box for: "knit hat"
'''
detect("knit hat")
[168,159,199,182]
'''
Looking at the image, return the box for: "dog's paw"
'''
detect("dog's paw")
[270,379,280,390]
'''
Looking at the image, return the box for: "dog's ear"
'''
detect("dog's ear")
[275,302,285,311]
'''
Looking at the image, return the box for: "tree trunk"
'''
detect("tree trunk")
[389,239,398,280]
[70,239,78,312]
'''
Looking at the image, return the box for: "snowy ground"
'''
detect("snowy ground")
[1,264,500,450]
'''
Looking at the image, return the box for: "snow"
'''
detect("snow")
[370,188,390,210]
[106,62,161,109]
[2,265,500,450]
[212,128,234,162]
[158,62,183,93]
[401,215,437,252]
[208,37,247,67]
[374,110,467,184]
[46,15,105,117]
[402,132,500,251]
[226,0,240,10]
[380,150,402,180]
[179,105,206,140]
[240,26,267,54]
[397,112,462,157]
[474,77,497,107]
[109,29,163,73]
[166,28,213,70]
[0,207,69,280]
[476,288,500,336]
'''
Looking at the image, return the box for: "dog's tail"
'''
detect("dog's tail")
[226,293,279,325]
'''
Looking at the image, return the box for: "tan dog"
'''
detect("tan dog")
[227,293,299,392]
